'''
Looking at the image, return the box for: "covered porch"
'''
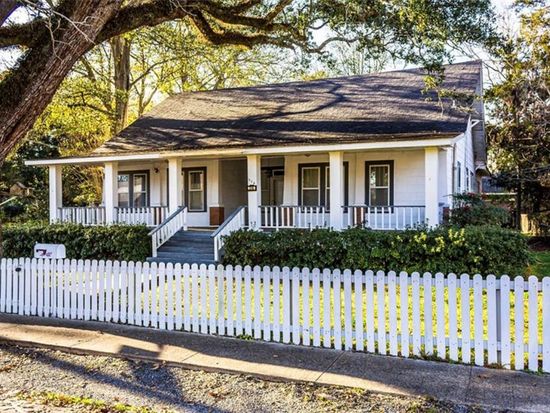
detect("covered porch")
[45,145,449,232]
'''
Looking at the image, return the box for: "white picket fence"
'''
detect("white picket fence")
[0,258,548,373]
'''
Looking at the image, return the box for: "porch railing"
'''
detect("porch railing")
[212,206,247,262]
[58,207,105,226]
[148,206,188,258]
[344,205,426,230]
[259,205,328,229]
[116,206,169,226]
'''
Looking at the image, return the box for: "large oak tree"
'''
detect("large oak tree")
[0,0,497,163]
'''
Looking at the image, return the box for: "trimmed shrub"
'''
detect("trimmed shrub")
[1,222,151,261]
[222,226,530,276]
[448,193,510,227]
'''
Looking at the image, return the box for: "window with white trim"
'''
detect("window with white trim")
[366,162,393,206]
[301,166,321,206]
[117,171,149,208]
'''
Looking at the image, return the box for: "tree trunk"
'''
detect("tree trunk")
[0,0,18,26]
[0,0,120,164]
[110,35,132,134]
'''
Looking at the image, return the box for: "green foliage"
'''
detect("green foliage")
[447,193,510,227]
[1,222,150,261]
[222,226,530,276]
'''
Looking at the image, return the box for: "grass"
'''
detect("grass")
[529,250,550,277]
[17,390,158,413]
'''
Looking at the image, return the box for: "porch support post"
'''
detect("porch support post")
[104,161,118,224]
[168,157,183,214]
[48,165,62,224]
[247,155,261,229]
[425,147,440,227]
[329,151,344,230]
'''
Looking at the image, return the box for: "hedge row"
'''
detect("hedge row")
[222,226,530,275]
[1,222,151,261]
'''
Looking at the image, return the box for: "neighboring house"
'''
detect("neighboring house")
[26,60,486,262]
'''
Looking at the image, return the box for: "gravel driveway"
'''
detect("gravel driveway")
[0,344,499,412]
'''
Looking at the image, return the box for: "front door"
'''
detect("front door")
[261,168,284,205]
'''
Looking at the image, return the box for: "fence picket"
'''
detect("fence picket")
[377,270,386,355]
[208,265,216,334]
[460,274,471,364]
[200,264,208,334]
[302,267,310,346]
[423,272,433,355]
[388,271,398,356]
[399,271,409,358]
[244,266,252,336]
[487,274,498,365]
[292,267,300,345]
[272,266,280,342]
[226,265,234,336]
[322,268,331,348]
[473,274,484,366]
[343,269,353,351]
[254,266,262,339]
[435,272,445,358]
[333,269,342,350]
[182,263,190,331]
[282,267,291,343]
[411,272,421,356]
[262,265,271,341]
[528,276,539,371]
[235,266,243,336]
[514,276,525,370]
[312,268,321,347]
[0,258,547,373]
[500,275,511,369]
[191,264,199,332]
[355,270,364,352]
[447,273,458,362]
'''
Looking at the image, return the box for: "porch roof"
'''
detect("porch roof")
[92,60,482,156]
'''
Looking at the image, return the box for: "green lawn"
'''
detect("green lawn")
[529,250,550,277]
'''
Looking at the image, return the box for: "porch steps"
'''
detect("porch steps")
[146,229,216,265]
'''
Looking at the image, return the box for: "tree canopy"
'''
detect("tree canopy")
[0,0,498,163]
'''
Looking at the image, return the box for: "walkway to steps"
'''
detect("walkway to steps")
[147,228,216,265]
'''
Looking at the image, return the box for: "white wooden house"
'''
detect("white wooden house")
[26,60,487,262]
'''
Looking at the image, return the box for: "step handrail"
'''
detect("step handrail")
[149,206,188,257]
[212,206,246,262]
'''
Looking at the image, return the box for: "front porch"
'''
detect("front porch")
[48,146,449,232]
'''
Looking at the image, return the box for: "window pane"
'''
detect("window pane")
[302,168,319,189]
[118,193,129,208]
[370,166,389,187]
[133,193,146,207]
[370,188,389,206]
[189,171,203,190]
[189,191,203,210]
[302,189,319,206]
[133,175,146,193]
[325,167,330,188]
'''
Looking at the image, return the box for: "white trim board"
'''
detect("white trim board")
[25,135,461,167]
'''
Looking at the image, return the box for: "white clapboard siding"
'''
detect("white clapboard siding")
[0,258,548,373]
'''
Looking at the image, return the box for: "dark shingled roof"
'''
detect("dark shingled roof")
[95,60,483,155]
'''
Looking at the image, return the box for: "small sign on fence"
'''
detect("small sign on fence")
[33,243,66,259]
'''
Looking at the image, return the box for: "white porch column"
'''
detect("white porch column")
[425,147,440,227]
[48,165,62,223]
[329,151,344,230]
[168,157,183,213]
[247,155,261,229]
[104,161,118,224]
